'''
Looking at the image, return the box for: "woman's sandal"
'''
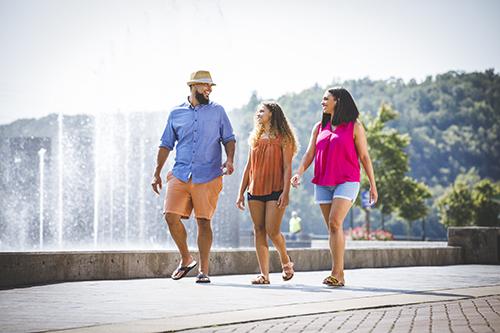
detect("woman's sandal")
[282,256,295,281]
[322,275,345,287]
[251,274,270,285]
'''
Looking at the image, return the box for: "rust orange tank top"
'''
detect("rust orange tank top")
[248,136,284,196]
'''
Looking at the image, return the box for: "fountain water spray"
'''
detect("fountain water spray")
[38,148,46,249]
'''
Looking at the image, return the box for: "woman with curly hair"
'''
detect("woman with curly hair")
[237,101,299,285]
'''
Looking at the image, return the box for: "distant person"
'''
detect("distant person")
[236,101,298,284]
[151,70,236,284]
[289,211,302,240]
[291,87,377,287]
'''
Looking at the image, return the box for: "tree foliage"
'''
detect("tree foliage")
[230,70,500,238]
[362,104,431,225]
[437,170,500,227]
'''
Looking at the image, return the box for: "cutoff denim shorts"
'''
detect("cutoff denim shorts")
[314,181,360,204]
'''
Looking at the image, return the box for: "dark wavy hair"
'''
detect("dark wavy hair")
[327,87,359,126]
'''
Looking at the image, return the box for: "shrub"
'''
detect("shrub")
[349,227,394,241]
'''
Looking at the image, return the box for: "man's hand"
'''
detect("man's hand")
[151,175,162,195]
[222,160,234,175]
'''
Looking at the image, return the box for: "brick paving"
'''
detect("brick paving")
[1,265,499,332]
[184,295,500,333]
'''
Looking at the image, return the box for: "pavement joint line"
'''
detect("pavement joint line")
[49,288,500,333]
[51,285,500,333]
[172,293,500,333]
[159,283,500,319]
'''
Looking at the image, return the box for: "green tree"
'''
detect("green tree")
[398,178,432,221]
[362,104,431,232]
[228,70,500,239]
[473,179,500,226]
[438,170,500,226]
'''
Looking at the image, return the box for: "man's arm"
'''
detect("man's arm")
[219,106,236,175]
[153,111,176,194]
[151,147,171,194]
[236,150,251,210]
[222,140,235,175]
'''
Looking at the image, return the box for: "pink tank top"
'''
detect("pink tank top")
[311,121,360,186]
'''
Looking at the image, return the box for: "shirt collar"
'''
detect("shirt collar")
[186,96,212,109]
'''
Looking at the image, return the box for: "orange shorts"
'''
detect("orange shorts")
[164,171,223,220]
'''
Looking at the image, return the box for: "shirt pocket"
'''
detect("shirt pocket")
[202,119,221,139]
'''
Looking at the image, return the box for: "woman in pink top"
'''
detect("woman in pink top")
[291,87,378,287]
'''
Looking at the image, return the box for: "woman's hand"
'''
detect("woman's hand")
[277,192,289,209]
[290,173,301,188]
[236,194,246,211]
[370,186,378,206]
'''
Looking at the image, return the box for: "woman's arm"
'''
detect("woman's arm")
[277,144,293,208]
[236,150,252,210]
[291,122,320,187]
[354,121,378,204]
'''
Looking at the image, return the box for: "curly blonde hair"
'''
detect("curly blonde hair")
[248,101,299,156]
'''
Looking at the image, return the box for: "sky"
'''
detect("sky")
[0,0,499,124]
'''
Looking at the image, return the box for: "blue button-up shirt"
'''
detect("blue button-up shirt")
[159,100,236,184]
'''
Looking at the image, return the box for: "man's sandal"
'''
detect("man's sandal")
[322,275,345,287]
[282,256,294,281]
[171,260,197,280]
[251,274,270,285]
[195,273,211,283]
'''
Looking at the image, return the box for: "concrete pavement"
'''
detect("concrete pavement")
[0,265,499,332]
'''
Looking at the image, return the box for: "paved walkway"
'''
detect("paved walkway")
[0,265,499,332]
[185,295,500,333]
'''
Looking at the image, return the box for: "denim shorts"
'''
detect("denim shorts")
[314,182,360,204]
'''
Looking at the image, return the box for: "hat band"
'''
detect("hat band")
[189,78,215,85]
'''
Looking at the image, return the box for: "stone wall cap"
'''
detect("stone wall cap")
[448,226,500,230]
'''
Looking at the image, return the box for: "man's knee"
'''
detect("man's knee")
[165,213,181,226]
[196,218,212,230]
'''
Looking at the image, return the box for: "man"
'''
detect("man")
[289,211,302,241]
[151,70,236,283]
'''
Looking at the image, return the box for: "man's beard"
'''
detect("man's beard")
[195,91,209,105]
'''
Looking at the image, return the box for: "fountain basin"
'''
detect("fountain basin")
[1,245,463,288]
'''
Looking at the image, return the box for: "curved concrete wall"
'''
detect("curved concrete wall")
[0,247,462,288]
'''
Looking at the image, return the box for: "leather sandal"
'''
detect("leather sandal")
[282,256,294,281]
[322,275,345,287]
[195,272,211,283]
[171,260,197,280]
[251,274,270,285]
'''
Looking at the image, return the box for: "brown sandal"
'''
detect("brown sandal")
[251,274,270,285]
[323,275,345,287]
[282,256,294,281]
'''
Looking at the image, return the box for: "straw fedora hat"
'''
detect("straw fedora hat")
[187,70,216,86]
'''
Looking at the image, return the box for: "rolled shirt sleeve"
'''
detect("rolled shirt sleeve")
[220,107,236,144]
[159,113,176,150]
